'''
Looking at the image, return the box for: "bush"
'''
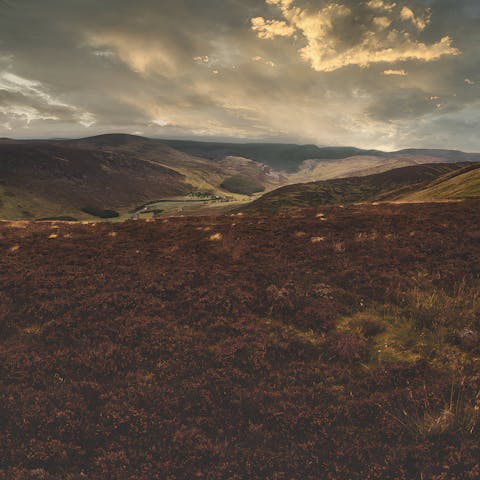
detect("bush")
[220,175,265,195]
[37,216,78,222]
[81,206,120,219]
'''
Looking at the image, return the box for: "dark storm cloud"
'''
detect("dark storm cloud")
[0,0,478,150]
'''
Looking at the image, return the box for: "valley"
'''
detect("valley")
[1,134,479,221]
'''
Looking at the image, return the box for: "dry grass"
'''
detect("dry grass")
[22,324,42,335]
[404,279,480,335]
[354,231,379,242]
[385,381,480,439]
[209,233,223,241]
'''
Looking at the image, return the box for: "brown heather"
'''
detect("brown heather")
[0,200,479,479]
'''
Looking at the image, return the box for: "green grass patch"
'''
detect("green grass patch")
[220,175,265,195]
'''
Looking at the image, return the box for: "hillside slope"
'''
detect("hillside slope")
[0,135,282,220]
[1,201,479,479]
[0,140,191,220]
[68,135,282,194]
[244,163,479,213]
[289,154,453,183]
[398,165,480,201]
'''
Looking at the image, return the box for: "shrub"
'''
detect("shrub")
[220,175,265,195]
[328,332,368,363]
[37,216,78,222]
[393,381,480,439]
[81,206,120,219]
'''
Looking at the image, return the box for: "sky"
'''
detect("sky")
[0,0,478,150]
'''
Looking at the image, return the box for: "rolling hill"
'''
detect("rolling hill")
[64,134,284,196]
[243,163,480,213]
[161,139,480,173]
[1,134,479,220]
[398,164,480,201]
[288,154,456,183]
[161,140,386,172]
[0,135,283,220]
[0,138,191,220]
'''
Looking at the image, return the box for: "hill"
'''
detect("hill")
[288,153,455,183]
[160,139,384,172]
[395,148,480,162]
[65,134,283,195]
[1,201,479,479]
[243,163,480,213]
[0,138,190,220]
[0,135,282,220]
[2,134,479,220]
[398,164,480,201]
[160,139,480,173]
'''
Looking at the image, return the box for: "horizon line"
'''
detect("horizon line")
[1,132,479,154]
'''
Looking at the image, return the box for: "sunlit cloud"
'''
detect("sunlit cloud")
[373,17,392,29]
[400,6,430,31]
[251,17,296,40]
[194,56,210,64]
[384,69,407,76]
[366,0,397,11]
[253,56,276,67]
[252,1,460,72]
[86,32,178,75]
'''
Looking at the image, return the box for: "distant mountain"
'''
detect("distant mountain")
[242,163,480,213]
[160,139,480,173]
[394,149,480,162]
[160,139,383,172]
[288,154,454,183]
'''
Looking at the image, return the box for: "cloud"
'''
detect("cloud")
[384,69,407,76]
[252,1,460,72]
[266,0,296,8]
[253,56,276,67]
[373,17,392,29]
[194,56,210,64]
[85,32,179,75]
[366,0,397,11]
[0,71,95,127]
[0,72,71,110]
[400,6,429,31]
[0,0,478,151]
[250,17,296,40]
